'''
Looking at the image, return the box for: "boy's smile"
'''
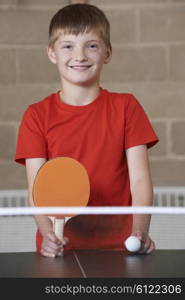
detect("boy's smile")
[48,31,111,86]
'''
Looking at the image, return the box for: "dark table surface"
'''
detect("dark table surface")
[0,250,185,278]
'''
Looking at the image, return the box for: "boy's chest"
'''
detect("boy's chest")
[45,108,125,155]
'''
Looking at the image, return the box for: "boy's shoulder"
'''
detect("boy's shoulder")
[28,92,57,110]
[21,92,58,123]
[105,89,138,106]
[23,92,58,119]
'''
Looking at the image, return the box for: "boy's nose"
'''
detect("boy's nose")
[73,47,87,61]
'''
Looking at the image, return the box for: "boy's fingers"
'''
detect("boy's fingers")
[146,240,155,254]
[43,245,58,255]
[139,239,155,254]
[42,233,69,258]
[41,246,64,258]
[41,249,56,258]
[47,232,69,246]
[46,241,60,251]
[56,237,69,247]
[47,232,58,243]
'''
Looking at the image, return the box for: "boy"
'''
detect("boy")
[15,3,158,257]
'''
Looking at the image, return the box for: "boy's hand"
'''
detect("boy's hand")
[41,232,69,258]
[131,231,155,254]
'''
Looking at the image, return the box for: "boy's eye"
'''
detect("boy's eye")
[88,44,98,48]
[63,45,72,49]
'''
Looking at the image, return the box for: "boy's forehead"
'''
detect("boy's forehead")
[57,30,102,42]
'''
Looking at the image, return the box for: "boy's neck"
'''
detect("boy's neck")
[59,82,101,106]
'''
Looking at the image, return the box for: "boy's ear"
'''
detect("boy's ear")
[104,48,112,64]
[47,46,57,64]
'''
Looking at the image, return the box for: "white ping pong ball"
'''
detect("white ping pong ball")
[124,236,141,252]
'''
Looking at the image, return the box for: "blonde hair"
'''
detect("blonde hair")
[48,3,111,50]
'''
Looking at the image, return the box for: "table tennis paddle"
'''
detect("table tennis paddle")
[32,157,90,242]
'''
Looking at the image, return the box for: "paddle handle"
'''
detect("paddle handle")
[49,216,72,241]
[54,218,65,241]
[52,217,65,241]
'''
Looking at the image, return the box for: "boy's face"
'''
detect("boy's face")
[47,30,112,87]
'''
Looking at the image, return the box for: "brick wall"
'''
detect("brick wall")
[0,0,185,189]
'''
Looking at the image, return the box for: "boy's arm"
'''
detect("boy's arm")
[25,158,65,257]
[126,145,155,254]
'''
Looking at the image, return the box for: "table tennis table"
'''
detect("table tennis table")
[0,250,185,298]
[0,250,185,278]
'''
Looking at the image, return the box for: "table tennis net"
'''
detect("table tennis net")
[0,188,185,252]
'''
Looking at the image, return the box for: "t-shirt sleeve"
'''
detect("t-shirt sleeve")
[124,94,159,150]
[14,106,47,165]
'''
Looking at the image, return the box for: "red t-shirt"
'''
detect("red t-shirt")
[15,88,158,251]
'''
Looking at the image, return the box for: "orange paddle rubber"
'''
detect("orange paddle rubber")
[33,157,90,241]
